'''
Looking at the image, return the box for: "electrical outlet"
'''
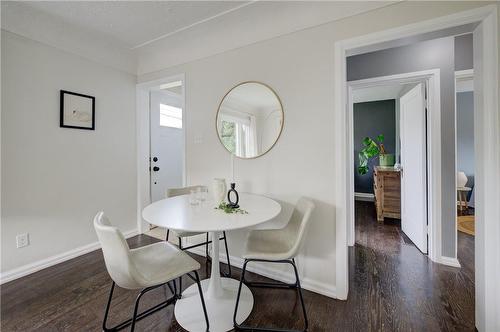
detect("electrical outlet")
[16,233,29,248]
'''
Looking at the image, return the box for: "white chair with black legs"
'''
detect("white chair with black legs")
[166,185,232,293]
[233,197,315,332]
[93,212,209,332]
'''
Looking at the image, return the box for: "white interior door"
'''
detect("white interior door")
[150,89,184,202]
[399,83,428,253]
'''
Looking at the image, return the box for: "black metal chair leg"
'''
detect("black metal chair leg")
[130,288,149,332]
[178,237,183,297]
[223,231,232,277]
[102,281,178,332]
[166,229,170,242]
[194,271,210,332]
[233,259,249,328]
[177,276,183,299]
[234,258,308,332]
[206,232,209,258]
[172,279,177,296]
[166,281,175,296]
[291,259,309,331]
[102,281,116,331]
[172,231,232,279]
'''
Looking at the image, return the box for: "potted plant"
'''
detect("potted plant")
[358,134,395,175]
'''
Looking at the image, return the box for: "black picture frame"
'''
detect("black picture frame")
[60,90,95,130]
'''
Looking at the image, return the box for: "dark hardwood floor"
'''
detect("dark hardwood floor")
[352,201,474,331]
[1,202,474,331]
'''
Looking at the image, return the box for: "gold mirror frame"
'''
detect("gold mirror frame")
[215,81,284,159]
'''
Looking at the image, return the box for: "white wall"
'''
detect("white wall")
[1,31,137,275]
[144,30,339,295]
[137,1,493,298]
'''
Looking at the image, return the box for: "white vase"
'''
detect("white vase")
[212,178,227,203]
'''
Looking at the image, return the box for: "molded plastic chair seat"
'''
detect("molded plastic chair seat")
[244,229,296,261]
[94,212,209,332]
[234,197,315,332]
[129,242,200,288]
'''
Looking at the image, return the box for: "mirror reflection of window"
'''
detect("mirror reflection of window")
[217,82,283,158]
[220,120,236,154]
[218,111,258,158]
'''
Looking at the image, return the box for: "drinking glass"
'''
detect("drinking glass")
[198,187,208,202]
[189,190,199,205]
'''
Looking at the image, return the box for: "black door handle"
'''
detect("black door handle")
[153,166,160,172]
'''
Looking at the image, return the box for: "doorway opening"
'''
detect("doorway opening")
[455,65,475,270]
[334,6,498,330]
[149,80,185,203]
[136,74,186,237]
[148,79,186,238]
[147,79,186,238]
[350,78,431,255]
[348,70,439,258]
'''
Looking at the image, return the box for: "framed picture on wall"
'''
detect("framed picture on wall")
[60,90,95,130]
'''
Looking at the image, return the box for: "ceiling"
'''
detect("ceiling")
[6,1,250,49]
[225,83,281,113]
[1,1,395,74]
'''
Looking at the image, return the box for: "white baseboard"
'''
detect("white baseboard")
[0,229,139,285]
[354,192,375,202]
[187,247,337,299]
[437,255,461,268]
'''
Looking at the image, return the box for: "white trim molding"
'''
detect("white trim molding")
[452,68,474,269]
[0,229,139,285]
[473,8,499,331]
[187,247,337,299]
[455,69,474,93]
[438,256,462,268]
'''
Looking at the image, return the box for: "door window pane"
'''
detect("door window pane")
[160,104,182,128]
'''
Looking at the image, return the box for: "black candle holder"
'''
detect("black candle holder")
[227,183,239,208]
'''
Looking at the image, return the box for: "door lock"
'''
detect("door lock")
[152,157,158,162]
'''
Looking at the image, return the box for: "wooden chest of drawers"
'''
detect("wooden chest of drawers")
[374,166,401,222]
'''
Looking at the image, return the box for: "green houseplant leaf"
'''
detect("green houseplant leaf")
[358,165,369,175]
[357,134,386,175]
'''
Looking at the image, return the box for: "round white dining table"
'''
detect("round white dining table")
[142,192,281,332]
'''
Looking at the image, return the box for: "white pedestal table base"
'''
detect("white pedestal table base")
[174,277,253,332]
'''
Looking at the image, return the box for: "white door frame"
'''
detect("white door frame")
[347,69,441,263]
[136,74,186,234]
[334,5,498,331]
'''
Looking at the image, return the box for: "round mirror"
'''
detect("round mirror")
[216,82,284,159]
